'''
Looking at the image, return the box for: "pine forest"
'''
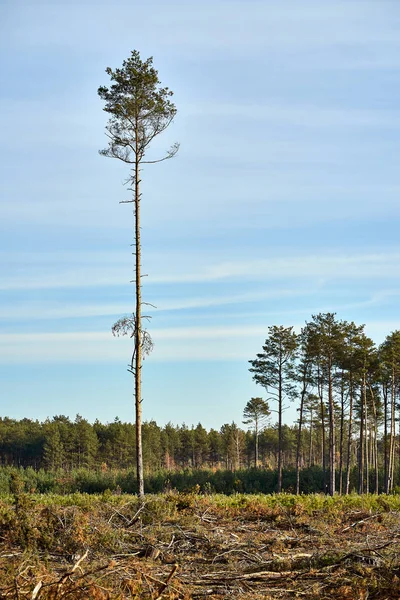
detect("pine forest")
[2,312,400,497]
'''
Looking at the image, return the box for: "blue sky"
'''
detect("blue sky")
[1,0,400,429]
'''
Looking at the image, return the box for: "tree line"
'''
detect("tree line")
[2,313,400,494]
[248,313,400,496]
[0,415,300,475]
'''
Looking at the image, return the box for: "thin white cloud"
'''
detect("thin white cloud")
[1,288,397,328]
[0,99,104,149]
[0,287,313,320]
[154,288,310,311]
[184,102,400,129]
[9,1,399,54]
[0,270,128,291]
[153,325,268,340]
[1,316,399,365]
[1,251,400,291]
[0,304,127,320]
[149,252,400,284]
[0,327,264,364]
[3,175,400,232]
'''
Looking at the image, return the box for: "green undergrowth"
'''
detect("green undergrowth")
[1,469,400,555]
[0,464,377,495]
[1,490,399,524]
[206,491,400,520]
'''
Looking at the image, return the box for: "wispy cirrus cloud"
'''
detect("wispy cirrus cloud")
[8,1,398,55]
[149,252,400,284]
[184,102,400,129]
[0,286,318,321]
[1,251,400,291]
[1,315,398,365]
[0,327,264,364]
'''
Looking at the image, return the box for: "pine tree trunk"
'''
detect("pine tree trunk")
[278,361,283,493]
[358,382,365,494]
[318,368,327,493]
[309,408,313,467]
[383,383,388,492]
[364,372,369,494]
[338,372,345,495]
[236,433,241,469]
[374,426,379,494]
[320,398,326,492]
[328,361,335,496]
[255,419,259,468]
[296,367,307,495]
[134,157,144,497]
[390,368,396,491]
[387,368,395,493]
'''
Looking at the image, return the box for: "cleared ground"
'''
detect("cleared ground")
[0,492,399,599]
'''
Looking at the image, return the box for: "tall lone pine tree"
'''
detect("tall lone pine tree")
[98,51,178,496]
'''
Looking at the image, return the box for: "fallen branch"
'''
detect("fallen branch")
[154,563,179,599]
[212,548,264,564]
[341,513,381,532]
[72,549,89,573]
[31,581,42,599]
